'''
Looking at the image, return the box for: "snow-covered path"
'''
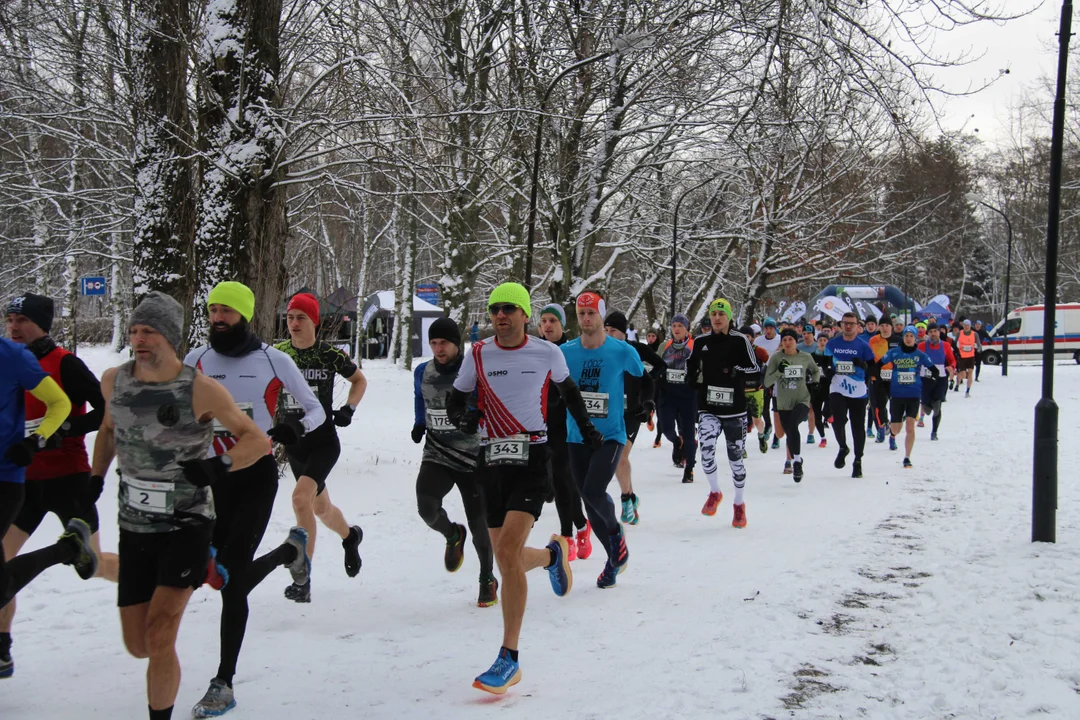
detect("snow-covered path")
[5,349,1079,719]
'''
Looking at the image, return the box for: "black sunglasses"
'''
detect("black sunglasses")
[488,303,520,316]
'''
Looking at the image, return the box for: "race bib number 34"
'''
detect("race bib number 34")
[486,434,530,466]
[581,392,609,418]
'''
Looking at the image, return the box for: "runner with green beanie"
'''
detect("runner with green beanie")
[207,281,256,322]
[487,282,532,318]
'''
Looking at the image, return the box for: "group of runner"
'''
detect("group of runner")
[1,280,991,712]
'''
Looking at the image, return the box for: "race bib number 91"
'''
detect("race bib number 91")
[707,386,734,406]
[486,434,530,466]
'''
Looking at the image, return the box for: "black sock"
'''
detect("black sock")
[502,646,519,663]
[629,493,637,503]
[620,493,631,502]
[546,547,557,568]
[149,706,173,720]
[0,632,11,657]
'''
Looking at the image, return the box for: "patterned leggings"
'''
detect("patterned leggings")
[697,412,747,495]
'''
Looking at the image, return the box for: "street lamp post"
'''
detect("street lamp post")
[1032,0,1071,544]
[966,192,1014,376]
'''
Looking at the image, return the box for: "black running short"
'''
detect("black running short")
[286,433,341,495]
[624,418,642,445]
[117,523,213,607]
[889,397,921,423]
[477,442,551,528]
[13,472,100,535]
[956,356,975,372]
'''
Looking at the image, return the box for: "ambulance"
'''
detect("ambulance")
[984,304,1080,364]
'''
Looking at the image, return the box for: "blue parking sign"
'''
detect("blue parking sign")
[80,276,107,296]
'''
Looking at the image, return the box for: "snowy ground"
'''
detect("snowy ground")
[5,347,1080,720]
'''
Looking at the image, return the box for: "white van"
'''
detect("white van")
[984,304,1080,364]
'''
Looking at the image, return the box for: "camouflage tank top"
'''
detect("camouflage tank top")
[112,361,215,533]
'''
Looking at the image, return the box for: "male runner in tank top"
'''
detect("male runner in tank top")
[92,292,271,720]
[183,282,324,717]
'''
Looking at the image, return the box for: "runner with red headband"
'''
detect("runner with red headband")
[560,292,645,588]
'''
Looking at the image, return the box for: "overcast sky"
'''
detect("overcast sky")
[932,1,1066,147]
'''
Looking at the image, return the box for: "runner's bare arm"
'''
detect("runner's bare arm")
[192,373,269,470]
[91,367,117,477]
[345,368,367,406]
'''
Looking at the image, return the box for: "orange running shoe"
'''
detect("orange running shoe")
[732,503,747,529]
[701,491,723,516]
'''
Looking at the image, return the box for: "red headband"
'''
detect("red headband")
[576,291,606,318]
[287,293,320,325]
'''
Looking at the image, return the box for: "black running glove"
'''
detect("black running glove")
[333,405,355,427]
[178,456,230,487]
[89,474,105,503]
[267,420,303,446]
[411,424,426,444]
[852,357,867,370]
[930,365,941,378]
[457,409,483,435]
[581,423,604,449]
[4,436,42,467]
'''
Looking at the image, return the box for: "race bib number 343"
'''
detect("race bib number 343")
[486,434,530,466]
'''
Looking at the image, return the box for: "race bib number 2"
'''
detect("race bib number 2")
[486,434,530,466]
[123,478,175,515]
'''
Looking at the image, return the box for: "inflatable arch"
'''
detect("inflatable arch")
[811,285,921,318]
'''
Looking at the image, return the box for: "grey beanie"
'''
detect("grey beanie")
[129,291,184,350]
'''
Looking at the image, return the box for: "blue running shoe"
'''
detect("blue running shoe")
[866,425,875,438]
[888,436,898,452]
[607,525,629,571]
[545,535,572,597]
[206,546,229,590]
[903,457,913,469]
[807,433,815,445]
[597,561,618,589]
[931,432,939,441]
[192,678,236,718]
[771,436,780,450]
[632,495,640,524]
[876,427,886,444]
[473,648,521,694]
[620,498,635,524]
